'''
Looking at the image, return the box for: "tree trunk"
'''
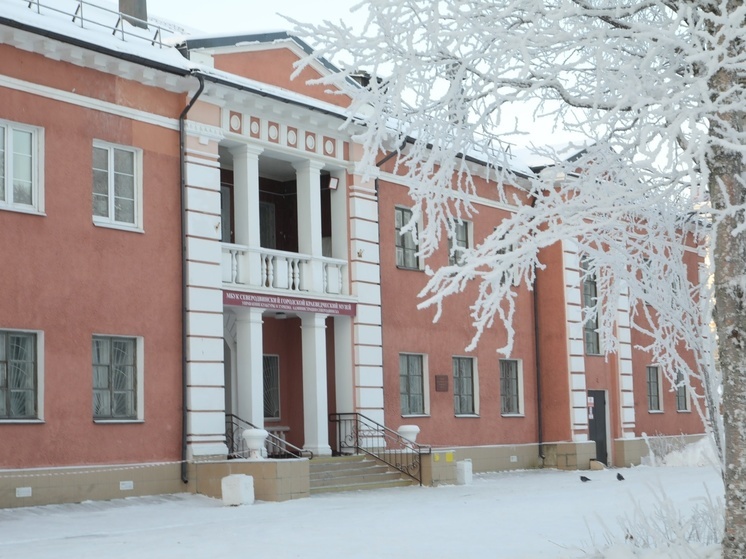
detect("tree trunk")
[708,4,746,550]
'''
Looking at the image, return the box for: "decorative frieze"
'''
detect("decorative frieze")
[224,109,346,162]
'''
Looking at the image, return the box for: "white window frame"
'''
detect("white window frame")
[448,221,471,266]
[92,140,143,232]
[263,354,281,421]
[453,356,479,416]
[92,334,144,423]
[0,329,44,422]
[500,359,524,416]
[0,119,45,215]
[647,365,663,412]
[399,353,430,416]
[675,370,690,412]
[395,206,422,270]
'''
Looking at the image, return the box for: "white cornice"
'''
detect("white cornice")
[184,121,224,141]
[0,25,193,94]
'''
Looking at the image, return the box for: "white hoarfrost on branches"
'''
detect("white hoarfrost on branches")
[292,1,746,555]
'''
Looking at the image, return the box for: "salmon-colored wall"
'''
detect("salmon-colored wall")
[534,243,572,442]
[378,175,538,447]
[629,245,705,436]
[261,316,337,450]
[0,49,183,468]
[0,45,184,117]
[263,317,304,448]
[212,48,350,108]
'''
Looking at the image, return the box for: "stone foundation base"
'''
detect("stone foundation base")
[0,462,184,509]
[0,457,310,509]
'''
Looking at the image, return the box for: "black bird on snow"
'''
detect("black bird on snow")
[617,472,625,481]
[580,475,591,482]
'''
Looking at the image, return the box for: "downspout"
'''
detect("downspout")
[179,73,205,483]
[530,195,545,465]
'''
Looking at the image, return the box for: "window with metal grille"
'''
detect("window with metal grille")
[580,257,600,355]
[500,359,522,415]
[93,336,137,419]
[400,353,425,415]
[263,355,280,419]
[647,365,661,411]
[453,357,475,414]
[0,331,37,419]
[675,370,689,412]
[448,221,469,266]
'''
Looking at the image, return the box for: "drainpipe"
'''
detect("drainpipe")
[179,73,205,483]
[530,195,545,465]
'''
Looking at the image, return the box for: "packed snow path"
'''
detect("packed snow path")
[0,465,722,559]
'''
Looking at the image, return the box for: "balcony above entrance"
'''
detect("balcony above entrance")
[222,244,349,298]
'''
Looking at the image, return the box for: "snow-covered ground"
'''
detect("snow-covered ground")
[0,443,723,559]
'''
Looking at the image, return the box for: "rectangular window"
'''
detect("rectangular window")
[0,331,38,419]
[500,359,523,415]
[453,356,475,415]
[259,201,276,249]
[220,183,234,243]
[263,355,280,420]
[93,336,138,420]
[581,258,600,355]
[400,353,425,415]
[0,120,43,213]
[675,370,689,412]
[448,221,470,266]
[647,365,661,411]
[92,142,141,229]
[395,207,419,269]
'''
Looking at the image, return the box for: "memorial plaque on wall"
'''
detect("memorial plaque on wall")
[435,375,449,392]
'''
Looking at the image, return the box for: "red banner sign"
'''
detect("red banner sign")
[223,290,356,316]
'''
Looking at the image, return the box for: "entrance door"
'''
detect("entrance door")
[587,390,608,465]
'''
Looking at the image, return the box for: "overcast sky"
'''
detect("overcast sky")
[145,0,366,36]
[139,0,581,152]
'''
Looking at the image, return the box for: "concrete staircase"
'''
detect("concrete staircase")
[310,455,416,494]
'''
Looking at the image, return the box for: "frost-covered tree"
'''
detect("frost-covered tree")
[293,0,746,554]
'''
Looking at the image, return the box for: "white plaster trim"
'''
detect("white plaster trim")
[0,75,178,130]
[184,121,225,141]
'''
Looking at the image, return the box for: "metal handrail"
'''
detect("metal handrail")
[24,0,176,48]
[225,414,313,460]
[330,412,431,485]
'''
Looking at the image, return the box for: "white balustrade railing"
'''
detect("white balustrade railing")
[222,244,348,296]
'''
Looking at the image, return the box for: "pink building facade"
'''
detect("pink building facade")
[0,1,705,507]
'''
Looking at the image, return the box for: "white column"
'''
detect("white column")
[294,160,325,293]
[232,145,263,286]
[301,313,332,456]
[235,308,265,428]
[348,170,385,425]
[184,139,228,459]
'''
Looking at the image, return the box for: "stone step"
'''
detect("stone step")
[311,469,404,488]
[310,478,414,494]
[309,455,416,494]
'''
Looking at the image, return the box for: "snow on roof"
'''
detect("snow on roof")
[0,0,194,72]
[0,0,530,176]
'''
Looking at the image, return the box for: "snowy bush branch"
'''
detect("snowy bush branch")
[292,1,746,551]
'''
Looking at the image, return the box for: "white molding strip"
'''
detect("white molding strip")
[0,75,179,131]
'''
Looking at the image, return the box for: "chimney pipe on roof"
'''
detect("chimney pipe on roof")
[119,0,148,29]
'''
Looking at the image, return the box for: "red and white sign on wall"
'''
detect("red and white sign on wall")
[223,290,356,316]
